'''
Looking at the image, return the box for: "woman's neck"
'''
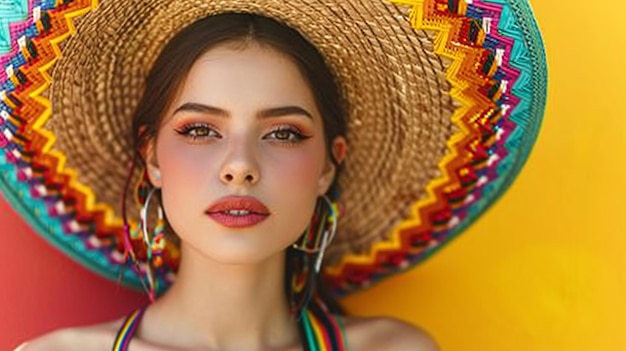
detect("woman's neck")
[140,242,300,351]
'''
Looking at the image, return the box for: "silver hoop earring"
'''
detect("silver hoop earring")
[292,195,338,273]
[139,186,166,301]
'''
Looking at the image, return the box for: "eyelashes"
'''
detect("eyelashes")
[174,122,221,141]
[264,126,311,143]
[174,122,312,144]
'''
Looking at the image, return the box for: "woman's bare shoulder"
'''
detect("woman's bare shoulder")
[342,315,440,351]
[15,320,122,351]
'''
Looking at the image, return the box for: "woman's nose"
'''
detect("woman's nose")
[219,142,260,185]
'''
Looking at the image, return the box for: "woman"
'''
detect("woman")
[1,0,546,350]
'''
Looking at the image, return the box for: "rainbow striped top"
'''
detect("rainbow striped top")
[112,304,347,351]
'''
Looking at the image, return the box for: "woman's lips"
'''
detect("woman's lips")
[205,196,270,228]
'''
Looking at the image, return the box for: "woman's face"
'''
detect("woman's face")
[146,42,344,264]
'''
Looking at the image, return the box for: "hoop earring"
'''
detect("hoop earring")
[139,186,166,302]
[291,195,338,273]
[289,195,339,315]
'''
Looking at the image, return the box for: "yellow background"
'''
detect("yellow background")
[343,0,626,349]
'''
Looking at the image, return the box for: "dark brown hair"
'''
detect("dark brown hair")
[129,13,348,314]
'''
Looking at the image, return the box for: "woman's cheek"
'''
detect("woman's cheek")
[158,140,215,197]
[271,143,323,182]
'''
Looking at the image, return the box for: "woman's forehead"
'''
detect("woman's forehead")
[168,44,320,119]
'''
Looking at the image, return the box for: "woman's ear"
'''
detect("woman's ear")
[318,136,347,195]
[143,139,162,188]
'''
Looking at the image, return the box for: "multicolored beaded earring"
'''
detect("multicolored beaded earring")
[119,158,170,302]
[288,195,339,316]
[138,186,167,302]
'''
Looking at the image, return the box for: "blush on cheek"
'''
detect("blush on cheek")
[158,134,218,180]
[156,137,218,210]
[288,159,319,184]
[274,146,325,190]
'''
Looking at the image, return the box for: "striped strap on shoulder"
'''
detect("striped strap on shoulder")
[112,308,146,351]
[302,302,347,351]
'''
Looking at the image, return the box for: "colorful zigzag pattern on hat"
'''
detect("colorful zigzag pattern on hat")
[0,0,546,296]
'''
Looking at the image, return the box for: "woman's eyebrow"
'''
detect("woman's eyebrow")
[173,102,228,117]
[258,106,313,120]
[172,102,313,120]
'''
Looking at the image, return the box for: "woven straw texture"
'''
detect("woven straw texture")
[48,0,455,265]
[0,0,547,295]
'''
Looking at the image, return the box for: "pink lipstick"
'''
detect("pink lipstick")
[205,196,270,228]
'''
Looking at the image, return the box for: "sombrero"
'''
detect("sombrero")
[0,0,546,297]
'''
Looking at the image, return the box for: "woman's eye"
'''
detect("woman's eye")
[265,127,309,143]
[175,123,221,141]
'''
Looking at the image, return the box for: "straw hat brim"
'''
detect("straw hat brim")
[0,0,547,296]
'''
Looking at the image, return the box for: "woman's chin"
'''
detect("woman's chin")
[181,239,288,266]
